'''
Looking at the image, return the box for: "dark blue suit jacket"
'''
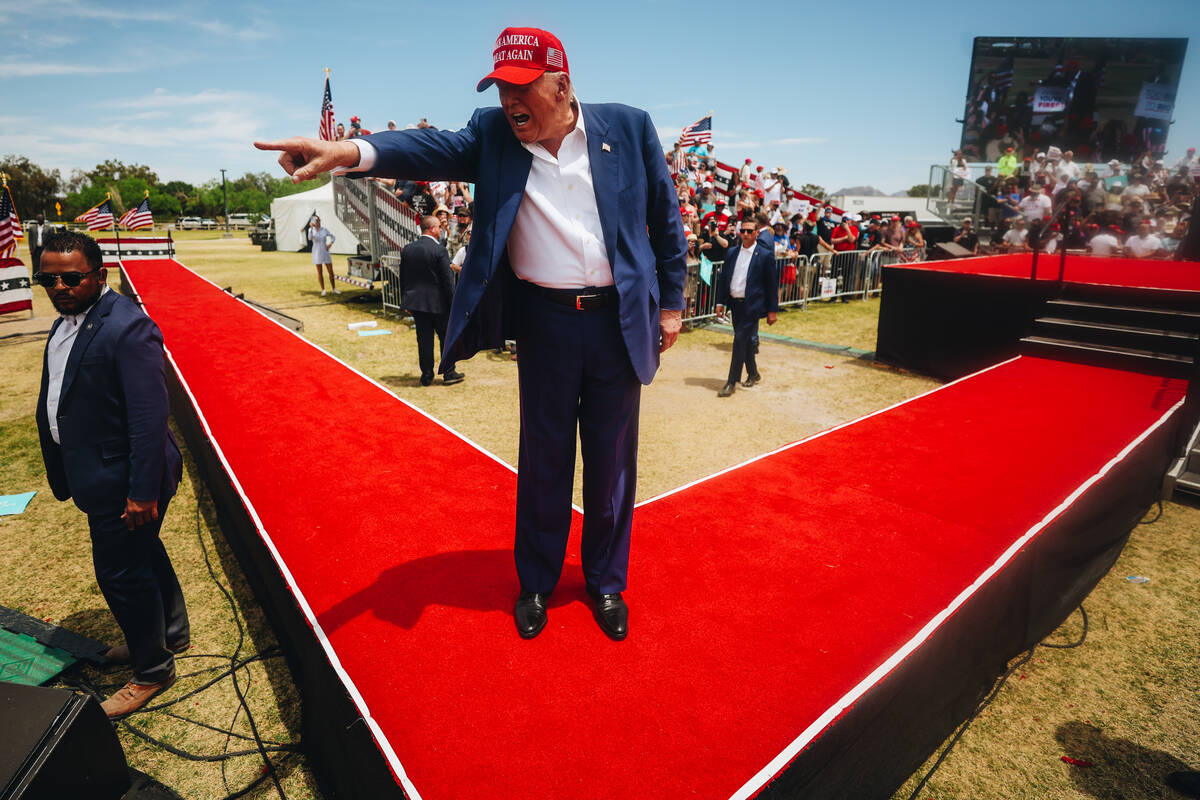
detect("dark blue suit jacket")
[357,103,687,385]
[36,290,182,516]
[717,243,780,320]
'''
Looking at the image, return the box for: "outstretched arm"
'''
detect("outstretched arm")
[254,138,362,183]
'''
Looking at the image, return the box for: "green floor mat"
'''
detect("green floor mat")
[0,628,77,686]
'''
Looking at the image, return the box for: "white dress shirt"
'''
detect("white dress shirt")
[45,285,109,444]
[342,107,612,289]
[729,245,755,299]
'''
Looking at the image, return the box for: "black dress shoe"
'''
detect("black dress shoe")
[742,373,761,388]
[419,374,433,387]
[514,591,549,639]
[717,382,736,398]
[590,592,628,641]
[443,370,465,385]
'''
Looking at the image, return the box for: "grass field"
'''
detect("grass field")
[1,230,1196,799]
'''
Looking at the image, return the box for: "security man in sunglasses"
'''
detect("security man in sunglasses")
[34,231,189,720]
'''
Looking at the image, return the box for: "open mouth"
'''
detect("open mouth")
[511,113,530,128]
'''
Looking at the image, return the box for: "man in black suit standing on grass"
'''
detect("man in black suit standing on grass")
[34,231,189,719]
[714,219,778,397]
[401,215,464,386]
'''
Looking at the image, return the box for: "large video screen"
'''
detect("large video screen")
[961,37,1188,165]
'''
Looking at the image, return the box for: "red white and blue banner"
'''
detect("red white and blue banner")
[0,257,33,315]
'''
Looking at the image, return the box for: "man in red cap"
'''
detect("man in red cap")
[256,26,686,643]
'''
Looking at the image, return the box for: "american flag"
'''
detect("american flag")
[0,185,22,258]
[546,47,564,69]
[319,74,336,141]
[75,199,114,231]
[119,196,154,230]
[679,115,712,146]
[992,54,1014,91]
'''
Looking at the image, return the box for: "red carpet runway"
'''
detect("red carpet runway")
[121,258,1187,799]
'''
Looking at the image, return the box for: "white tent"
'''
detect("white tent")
[269,182,359,255]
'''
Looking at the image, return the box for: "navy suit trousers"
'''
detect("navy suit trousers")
[514,281,641,596]
[411,311,451,381]
[88,494,189,684]
[727,298,760,384]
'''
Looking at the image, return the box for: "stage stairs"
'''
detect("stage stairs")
[1020,285,1200,500]
[1165,420,1200,500]
[1019,286,1200,380]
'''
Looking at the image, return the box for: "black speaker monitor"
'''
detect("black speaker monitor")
[0,683,129,799]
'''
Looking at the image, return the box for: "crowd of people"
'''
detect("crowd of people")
[960,143,1197,259]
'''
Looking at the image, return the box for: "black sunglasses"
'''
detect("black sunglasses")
[739,228,756,234]
[33,268,99,288]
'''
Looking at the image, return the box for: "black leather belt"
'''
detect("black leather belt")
[533,284,618,311]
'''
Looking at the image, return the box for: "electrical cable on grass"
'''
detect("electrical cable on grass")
[192,498,290,800]
[907,499,1167,797]
[905,604,1089,800]
[57,496,298,799]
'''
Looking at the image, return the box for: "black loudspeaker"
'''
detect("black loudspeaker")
[0,683,130,799]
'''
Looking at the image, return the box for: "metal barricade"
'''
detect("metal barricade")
[380,253,404,316]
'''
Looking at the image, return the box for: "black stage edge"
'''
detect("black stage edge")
[758,397,1184,800]
[874,266,1045,380]
[118,271,405,800]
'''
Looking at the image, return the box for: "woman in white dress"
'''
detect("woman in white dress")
[308,215,338,296]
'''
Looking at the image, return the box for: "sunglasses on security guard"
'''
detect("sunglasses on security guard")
[33,269,99,288]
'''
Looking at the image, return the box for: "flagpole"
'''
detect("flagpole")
[110,193,123,262]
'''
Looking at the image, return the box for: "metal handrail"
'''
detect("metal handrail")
[1029,191,1073,283]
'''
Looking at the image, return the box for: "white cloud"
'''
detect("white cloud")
[109,88,263,110]
[0,61,135,78]
[772,137,828,146]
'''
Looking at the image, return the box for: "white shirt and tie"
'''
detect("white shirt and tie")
[729,244,756,299]
[45,285,109,444]
[342,105,611,290]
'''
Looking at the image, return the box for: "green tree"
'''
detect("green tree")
[906,184,930,198]
[798,183,826,200]
[87,160,159,187]
[0,155,62,219]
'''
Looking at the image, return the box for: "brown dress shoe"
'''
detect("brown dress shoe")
[101,672,176,719]
[104,640,190,664]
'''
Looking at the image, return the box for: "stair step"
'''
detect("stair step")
[1044,299,1200,332]
[1176,471,1200,496]
[1035,317,1199,340]
[1020,336,1194,364]
[1032,317,1200,357]
[1020,336,1196,377]
[1046,299,1200,319]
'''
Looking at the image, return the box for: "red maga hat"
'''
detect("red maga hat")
[477,27,568,92]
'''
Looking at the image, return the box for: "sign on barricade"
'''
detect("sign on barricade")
[819,277,838,299]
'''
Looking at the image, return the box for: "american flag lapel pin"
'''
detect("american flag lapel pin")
[601,142,611,152]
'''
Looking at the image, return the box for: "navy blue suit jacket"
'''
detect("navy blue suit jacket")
[36,290,182,516]
[717,243,781,320]
[357,102,687,385]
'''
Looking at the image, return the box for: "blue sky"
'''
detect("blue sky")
[2,0,1197,195]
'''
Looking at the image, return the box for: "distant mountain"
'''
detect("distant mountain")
[890,189,913,197]
[831,185,886,197]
